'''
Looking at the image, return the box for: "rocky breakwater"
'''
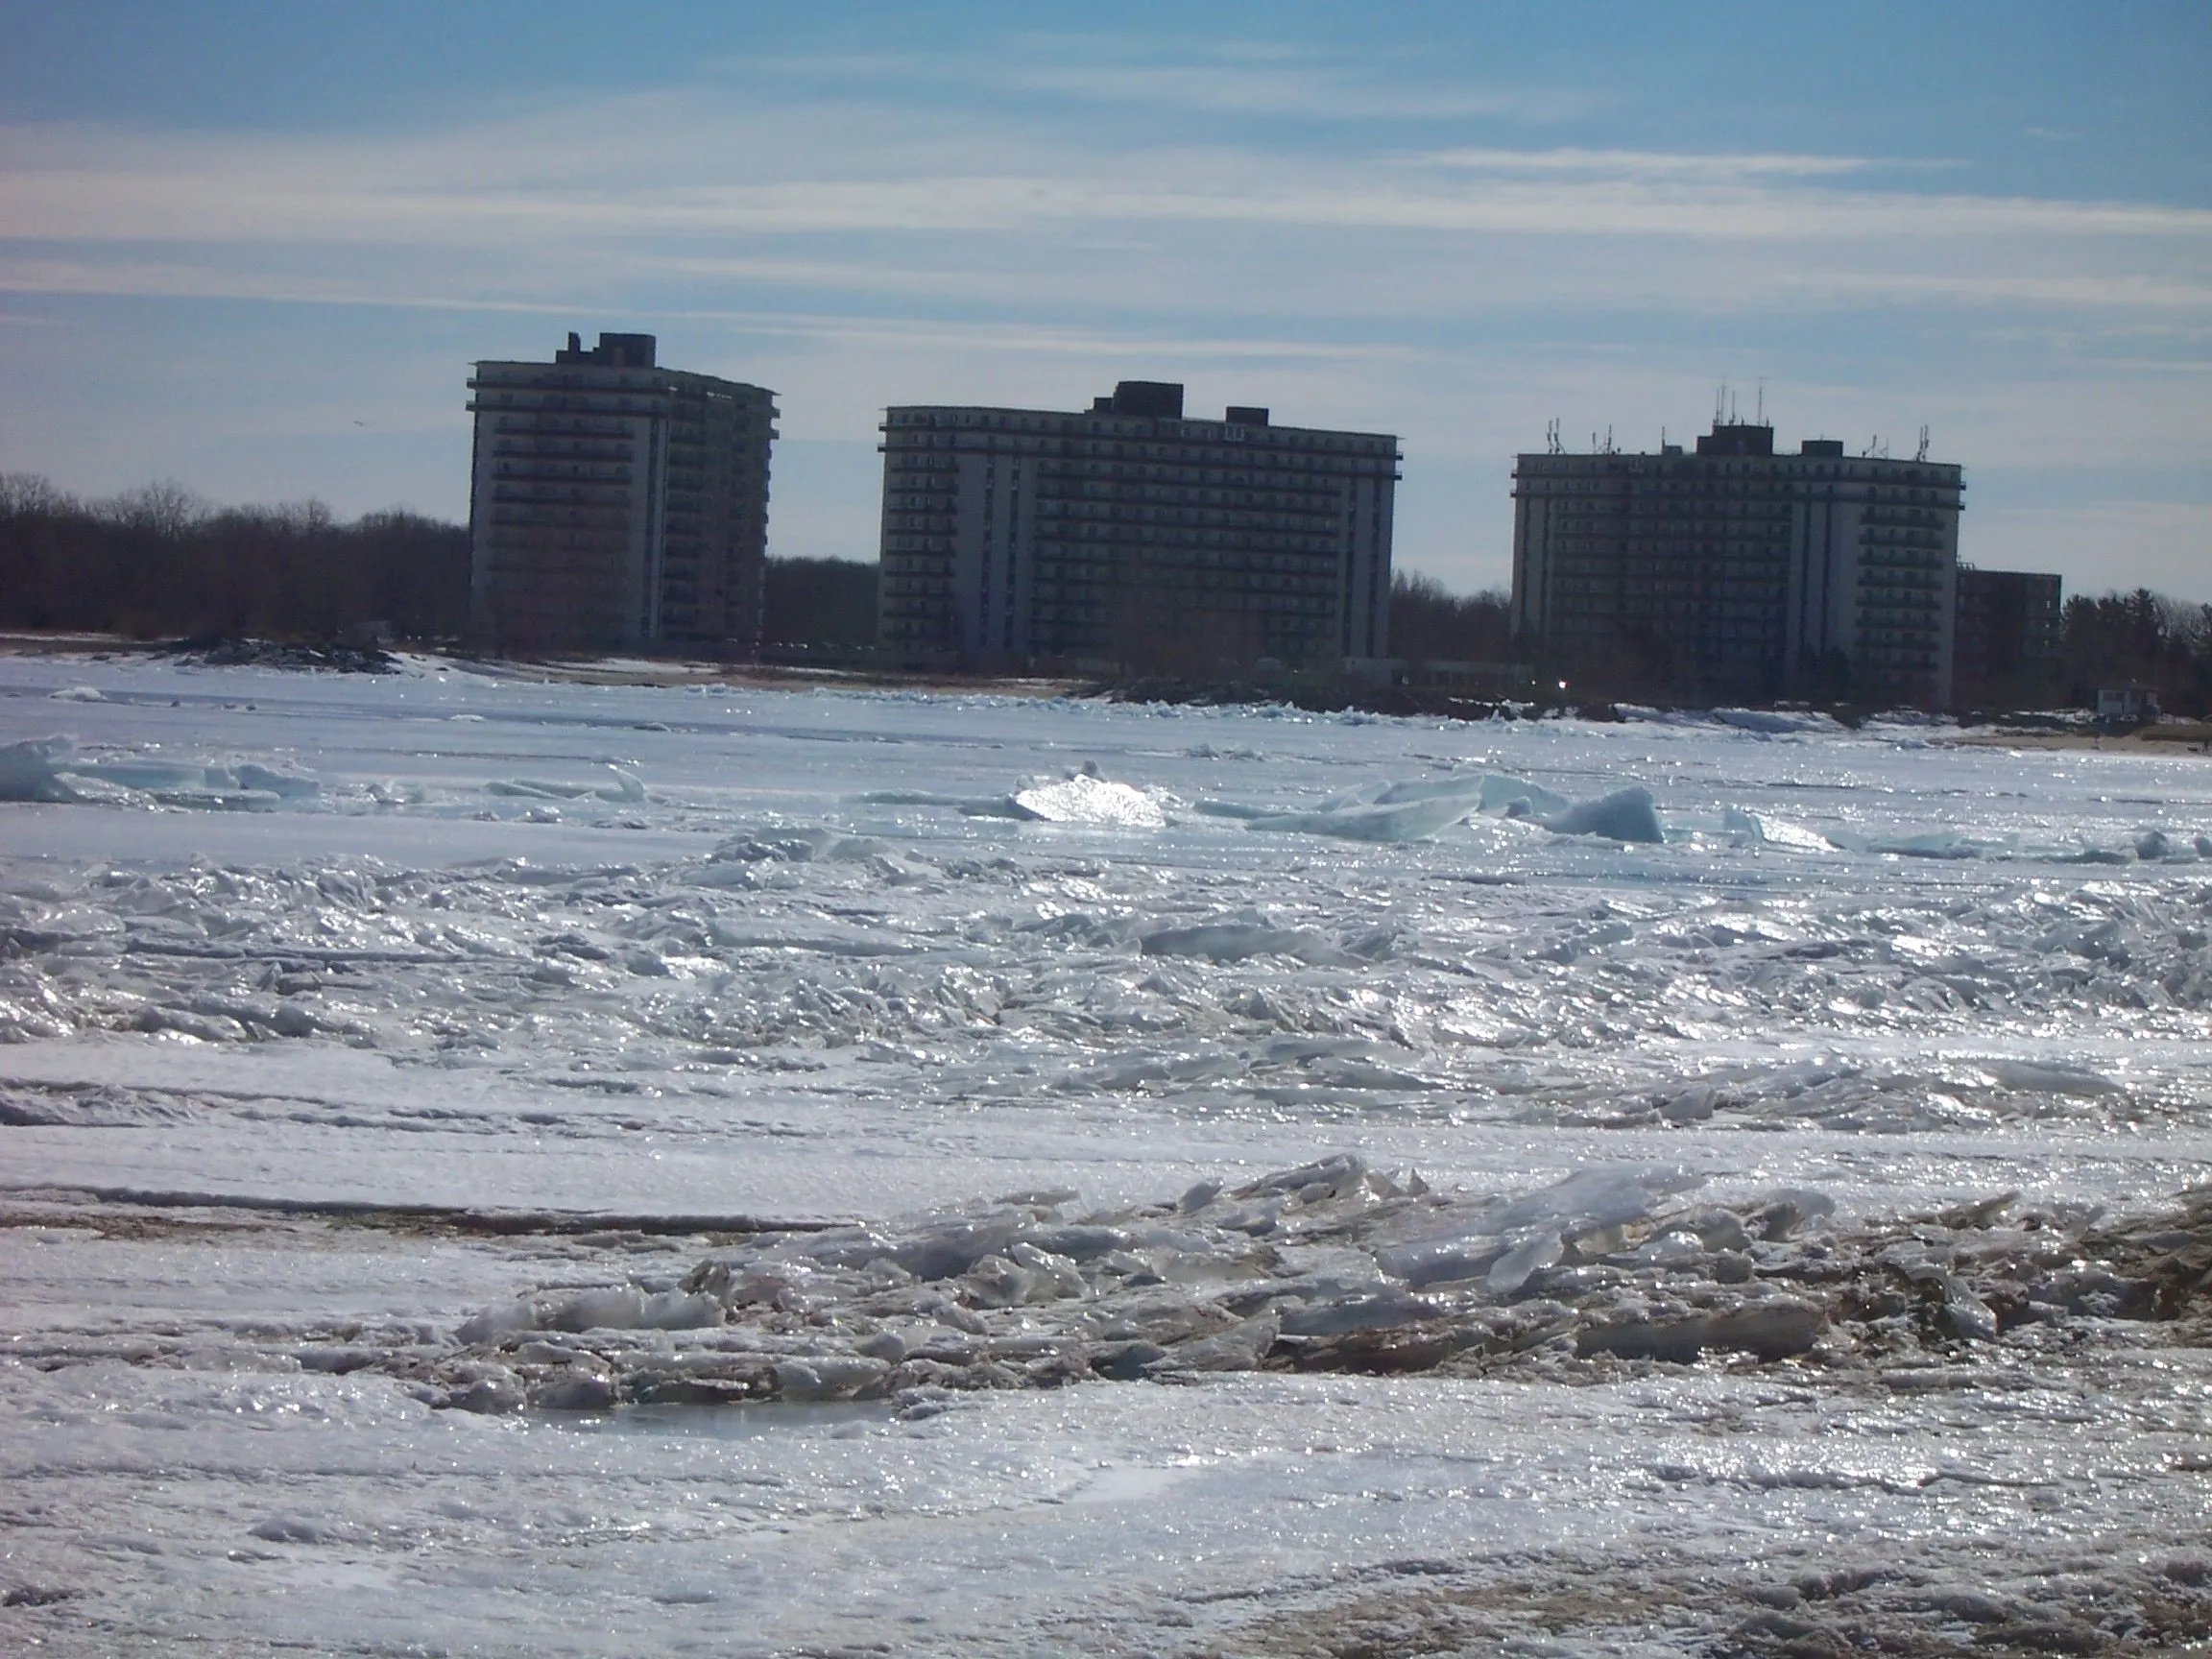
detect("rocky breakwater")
[419,1156,2212,1415]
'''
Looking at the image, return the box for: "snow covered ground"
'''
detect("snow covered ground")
[1,653,2207,1656]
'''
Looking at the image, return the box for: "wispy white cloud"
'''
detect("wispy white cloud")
[998,63,1575,122]
[667,313,1413,364]
[5,108,2208,253]
[0,256,584,312]
[0,255,1412,368]
[1775,272,2212,309]
[753,36,1599,125]
[1412,147,1889,180]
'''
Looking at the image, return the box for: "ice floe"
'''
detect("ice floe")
[1618,706,1842,735]
[1137,910,1349,965]
[1205,771,1663,843]
[0,734,320,808]
[864,766,1173,828]
[0,736,80,803]
[1242,793,1479,842]
[1721,805,1836,852]
[486,767,646,804]
[1535,783,1665,843]
[1009,769,1170,828]
[406,1154,2212,1411]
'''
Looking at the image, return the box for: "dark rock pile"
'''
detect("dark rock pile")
[164,636,398,673]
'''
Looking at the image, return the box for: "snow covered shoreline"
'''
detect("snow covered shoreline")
[3,652,2209,1655]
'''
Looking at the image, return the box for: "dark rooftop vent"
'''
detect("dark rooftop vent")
[1695,421,1774,457]
[596,332,657,369]
[555,331,658,369]
[1109,380,1184,419]
[1225,405,1270,426]
[1800,438,1845,457]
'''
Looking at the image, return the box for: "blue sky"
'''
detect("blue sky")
[3,1,2208,596]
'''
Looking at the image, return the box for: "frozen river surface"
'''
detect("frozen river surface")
[1,654,2208,1656]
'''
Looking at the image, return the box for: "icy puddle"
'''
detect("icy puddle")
[2,653,2210,1655]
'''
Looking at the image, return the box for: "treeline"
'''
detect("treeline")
[0,475,469,641]
[7,472,2206,711]
[1386,571,1515,663]
[0,474,887,653]
[761,556,877,649]
[2058,589,2212,716]
[1391,567,2212,717]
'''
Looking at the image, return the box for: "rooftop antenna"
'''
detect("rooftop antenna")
[1603,423,1614,454]
[1915,424,1930,462]
[1756,380,1765,425]
[1715,383,1727,424]
[1546,417,1562,455]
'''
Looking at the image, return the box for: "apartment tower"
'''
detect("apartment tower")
[878,381,1399,675]
[1954,565,2063,709]
[468,332,777,652]
[1511,418,1964,708]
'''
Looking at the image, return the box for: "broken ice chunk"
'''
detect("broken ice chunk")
[1233,1152,1368,1203]
[1722,806,1833,853]
[1244,795,1478,843]
[1539,786,1665,844]
[772,1357,891,1402]
[454,1298,541,1345]
[1009,771,1169,828]
[1487,1230,1565,1295]
[543,1286,721,1333]
[1141,912,1343,964]
[1477,775,1573,818]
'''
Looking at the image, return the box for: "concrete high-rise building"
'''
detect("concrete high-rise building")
[1954,565,2063,709]
[468,332,776,652]
[878,381,1398,674]
[1511,419,1964,708]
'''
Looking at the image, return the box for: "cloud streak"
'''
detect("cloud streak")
[756,37,1599,125]
[997,63,1577,122]
[1411,147,1894,180]
[0,255,1418,367]
[7,112,2211,252]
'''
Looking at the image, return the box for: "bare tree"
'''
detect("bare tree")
[102,480,208,539]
